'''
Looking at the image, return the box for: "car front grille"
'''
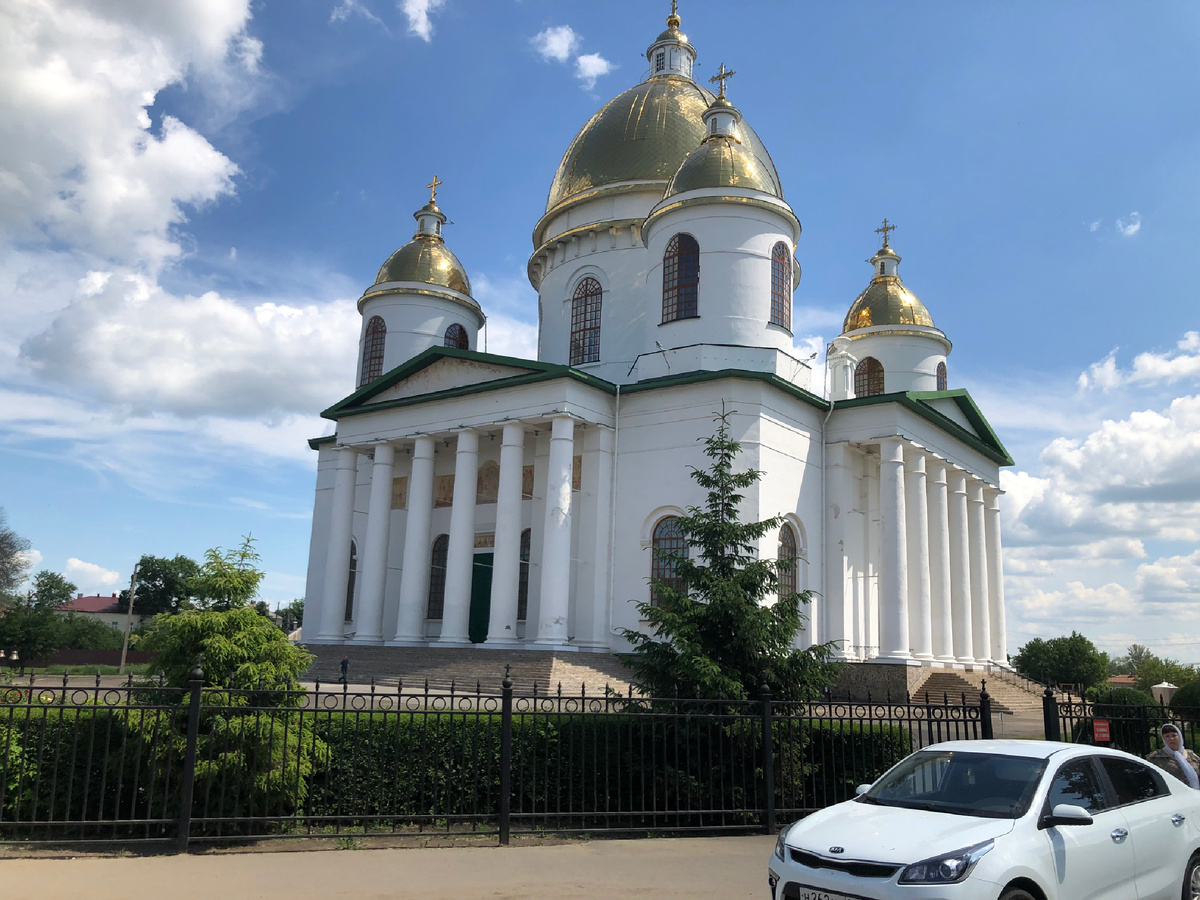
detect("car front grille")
[790,848,900,879]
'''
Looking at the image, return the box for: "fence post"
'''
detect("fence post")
[760,682,775,835]
[176,656,203,853]
[979,680,993,739]
[499,665,513,846]
[1042,687,1061,742]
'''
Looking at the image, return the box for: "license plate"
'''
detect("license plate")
[784,886,852,900]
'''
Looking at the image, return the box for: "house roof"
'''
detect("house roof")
[57,594,122,614]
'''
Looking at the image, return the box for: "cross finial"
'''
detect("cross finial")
[875,217,896,248]
[426,174,442,204]
[709,62,735,98]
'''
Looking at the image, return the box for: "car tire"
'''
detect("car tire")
[998,888,1037,900]
[1184,854,1200,900]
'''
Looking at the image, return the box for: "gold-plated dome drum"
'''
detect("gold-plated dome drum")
[374,236,471,297]
[842,278,935,333]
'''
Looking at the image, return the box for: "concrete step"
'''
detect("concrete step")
[912,673,1018,715]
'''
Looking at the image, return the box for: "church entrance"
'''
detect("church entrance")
[468,553,493,643]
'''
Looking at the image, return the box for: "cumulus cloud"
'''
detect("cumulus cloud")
[1077,333,1200,392]
[401,0,445,42]
[65,558,121,592]
[532,25,579,63]
[575,53,614,90]
[1116,211,1142,237]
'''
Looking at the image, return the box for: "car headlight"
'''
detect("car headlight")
[774,823,793,861]
[898,840,993,884]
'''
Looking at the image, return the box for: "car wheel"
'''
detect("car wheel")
[998,888,1036,900]
[1184,855,1200,900]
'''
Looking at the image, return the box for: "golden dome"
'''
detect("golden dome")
[374,235,471,297]
[664,134,780,197]
[842,277,935,333]
[544,75,781,213]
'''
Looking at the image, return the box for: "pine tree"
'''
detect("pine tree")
[621,409,842,700]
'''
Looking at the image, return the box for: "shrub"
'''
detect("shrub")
[1170,682,1200,722]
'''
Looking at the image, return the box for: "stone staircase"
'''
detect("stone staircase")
[301,644,635,696]
[908,669,1049,716]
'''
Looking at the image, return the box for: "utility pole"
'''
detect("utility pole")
[118,563,138,675]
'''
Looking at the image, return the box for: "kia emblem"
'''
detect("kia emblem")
[829,846,845,854]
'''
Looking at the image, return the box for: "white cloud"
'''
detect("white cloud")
[532,25,579,63]
[1116,211,1142,237]
[1088,220,1101,232]
[64,558,121,592]
[14,549,43,582]
[575,53,614,90]
[1077,333,1200,392]
[400,0,445,42]
[331,0,388,30]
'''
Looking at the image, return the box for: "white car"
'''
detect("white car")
[769,739,1200,900]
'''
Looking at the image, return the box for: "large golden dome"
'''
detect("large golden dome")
[842,277,934,333]
[544,75,781,214]
[374,235,471,297]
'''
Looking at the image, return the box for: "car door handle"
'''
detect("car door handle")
[1111,828,1129,843]
[1173,814,1187,826]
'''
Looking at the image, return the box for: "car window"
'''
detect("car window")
[1047,758,1111,813]
[1099,757,1170,806]
[864,750,1045,819]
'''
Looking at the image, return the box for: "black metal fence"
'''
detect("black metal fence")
[1045,688,1195,757]
[0,668,993,850]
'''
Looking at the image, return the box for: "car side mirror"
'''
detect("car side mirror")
[855,784,871,796]
[1039,804,1094,829]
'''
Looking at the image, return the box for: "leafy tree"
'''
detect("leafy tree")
[278,599,304,633]
[192,536,265,611]
[0,570,78,665]
[0,509,31,597]
[1012,631,1109,691]
[620,409,842,701]
[53,614,124,651]
[141,607,313,691]
[117,554,202,615]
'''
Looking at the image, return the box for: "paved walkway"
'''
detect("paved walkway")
[2,835,776,900]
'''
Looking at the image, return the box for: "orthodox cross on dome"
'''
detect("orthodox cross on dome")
[709,63,735,99]
[875,217,897,248]
[426,174,442,205]
[667,0,680,26]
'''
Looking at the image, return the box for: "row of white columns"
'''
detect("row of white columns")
[315,415,587,648]
[827,439,1006,666]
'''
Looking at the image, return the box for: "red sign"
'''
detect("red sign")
[1093,719,1111,742]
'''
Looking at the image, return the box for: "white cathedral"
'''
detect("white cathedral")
[301,9,1013,678]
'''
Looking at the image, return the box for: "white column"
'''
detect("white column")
[317,447,359,642]
[878,438,911,660]
[486,423,525,644]
[985,488,1008,665]
[576,425,614,649]
[947,468,974,663]
[393,436,435,643]
[438,429,479,644]
[535,415,574,646]
[824,442,854,659]
[905,447,933,660]
[968,479,992,665]
[927,459,955,663]
[352,443,394,644]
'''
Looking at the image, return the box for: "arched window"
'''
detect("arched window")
[444,323,468,350]
[855,356,885,397]
[569,277,602,365]
[359,317,386,387]
[517,528,531,621]
[770,242,791,330]
[344,540,357,622]
[936,361,947,391]
[662,233,700,323]
[778,525,798,596]
[650,516,686,606]
[426,534,449,619]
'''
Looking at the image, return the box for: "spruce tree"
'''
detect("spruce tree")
[621,409,841,700]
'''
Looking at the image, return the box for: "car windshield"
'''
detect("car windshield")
[862,750,1047,819]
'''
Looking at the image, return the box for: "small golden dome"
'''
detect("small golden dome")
[374,235,471,297]
[664,135,780,197]
[842,278,934,333]
[654,26,687,44]
[544,76,780,213]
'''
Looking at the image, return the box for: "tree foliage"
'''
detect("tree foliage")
[278,599,304,633]
[0,570,80,663]
[0,508,31,597]
[192,536,265,611]
[620,409,842,701]
[118,554,202,615]
[1012,631,1109,690]
[1109,642,1199,693]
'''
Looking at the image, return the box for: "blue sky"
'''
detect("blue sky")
[1,0,1198,661]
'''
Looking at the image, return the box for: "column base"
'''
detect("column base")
[313,633,347,643]
[384,638,428,647]
[912,653,936,662]
[866,656,921,666]
[531,641,578,652]
[434,638,475,648]
[347,636,384,645]
[482,637,521,648]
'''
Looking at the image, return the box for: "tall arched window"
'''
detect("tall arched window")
[359,317,386,387]
[936,361,948,391]
[444,323,468,350]
[426,534,450,619]
[770,242,791,330]
[344,540,357,622]
[855,356,885,397]
[778,525,798,596]
[569,277,603,365]
[650,516,686,606]
[662,233,700,323]
[517,528,531,621]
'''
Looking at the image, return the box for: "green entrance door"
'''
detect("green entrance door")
[468,553,493,644]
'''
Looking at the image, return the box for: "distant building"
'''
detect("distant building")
[56,593,149,631]
[1107,674,1137,687]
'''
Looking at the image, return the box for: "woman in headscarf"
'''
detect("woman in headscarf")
[1146,723,1200,788]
